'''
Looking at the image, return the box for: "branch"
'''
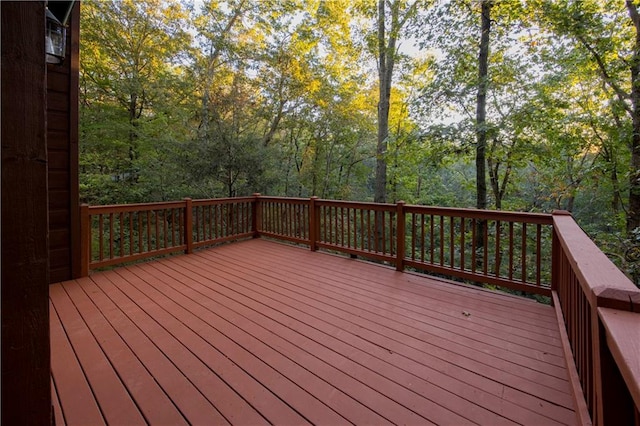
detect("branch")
[575,33,632,115]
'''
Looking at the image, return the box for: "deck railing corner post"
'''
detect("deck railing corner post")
[184,197,193,254]
[79,203,90,277]
[396,201,406,272]
[310,196,319,251]
[252,193,261,238]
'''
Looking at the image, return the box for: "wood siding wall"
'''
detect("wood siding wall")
[48,1,80,283]
[1,2,52,424]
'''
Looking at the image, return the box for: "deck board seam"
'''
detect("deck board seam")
[50,287,124,425]
[154,258,565,426]
[241,239,557,316]
[52,239,580,425]
[141,261,466,425]
[81,274,232,425]
[164,251,576,422]
[189,250,571,383]
[117,266,348,425]
[99,271,280,423]
[220,242,560,326]
[62,279,187,425]
[124,267,403,425]
[207,247,565,356]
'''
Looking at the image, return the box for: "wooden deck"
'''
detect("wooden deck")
[50,238,577,425]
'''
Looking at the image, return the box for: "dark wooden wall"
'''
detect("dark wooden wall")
[48,1,80,283]
[1,2,52,424]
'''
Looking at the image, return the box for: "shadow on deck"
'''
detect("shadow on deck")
[51,239,576,425]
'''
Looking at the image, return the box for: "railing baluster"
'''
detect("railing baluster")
[347,207,351,248]
[421,214,425,263]
[460,217,465,271]
[154,210,159,251]
[146,210,151,251]
[138,212,143,253]
[109,213,114,259]
[99,214,104,262]
[439,215,444,266]
[521,223,527,282]
[471,218,476,274]
[163,210,168,249]
[411,213,416,261]
[129,211,133,256]
[536,224,542,286]
[341,207,345,247]
[360,208,365,250]
[449,216,454,269]
[178,208,183,245]
[495,220,501,278]
[509,222,514,280]
[367,209,372,251]
[483,221,488,276]
[119,212,124,257]
[171,209,176,246]
[430,215,435,264]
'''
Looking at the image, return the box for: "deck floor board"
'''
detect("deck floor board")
[205,245,567,368]
[51,238,578,425]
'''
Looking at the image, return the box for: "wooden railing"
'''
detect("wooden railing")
[256,198,554,295]
[81,195,555,292]
[403,206,552,295]
[79,195,640,425]
[552,211,640,425]
[191,197,255,249]
[80,197,254,275]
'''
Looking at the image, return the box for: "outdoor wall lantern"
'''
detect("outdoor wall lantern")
[45,1,75,64]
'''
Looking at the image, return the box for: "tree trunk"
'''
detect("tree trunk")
[626,1,640,233]
[475,1,492,262]
[476,0,491,211]
[488,157,501,209]
[375,0,392,204]
[611,166,622,213]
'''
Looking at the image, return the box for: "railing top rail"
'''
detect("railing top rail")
[257,196,310,203]
[87,200,186,214]
[404,204,553,224]
[192,196,255,206]
[315,198,397,211]
[553,212,640,312]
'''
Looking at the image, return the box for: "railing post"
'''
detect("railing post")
[184,198,193,254]
[80,204,90,277]
[551,210,571,295]
[310,196,318,251]
[252,193,261,238]
[396,201,406,271]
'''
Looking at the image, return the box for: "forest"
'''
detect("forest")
[79,0,640,284]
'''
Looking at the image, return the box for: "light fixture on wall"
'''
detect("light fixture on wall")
[45,1,75,64]
[45,8,65,64]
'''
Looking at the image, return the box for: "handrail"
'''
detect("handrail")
[552,211,640,425]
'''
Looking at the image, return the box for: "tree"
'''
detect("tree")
[80,0,191,203]
[475,0,492,211]
[374,0,419,204]
[533,0,638,232]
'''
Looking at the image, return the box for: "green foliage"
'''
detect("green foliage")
[79,0,640,284]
